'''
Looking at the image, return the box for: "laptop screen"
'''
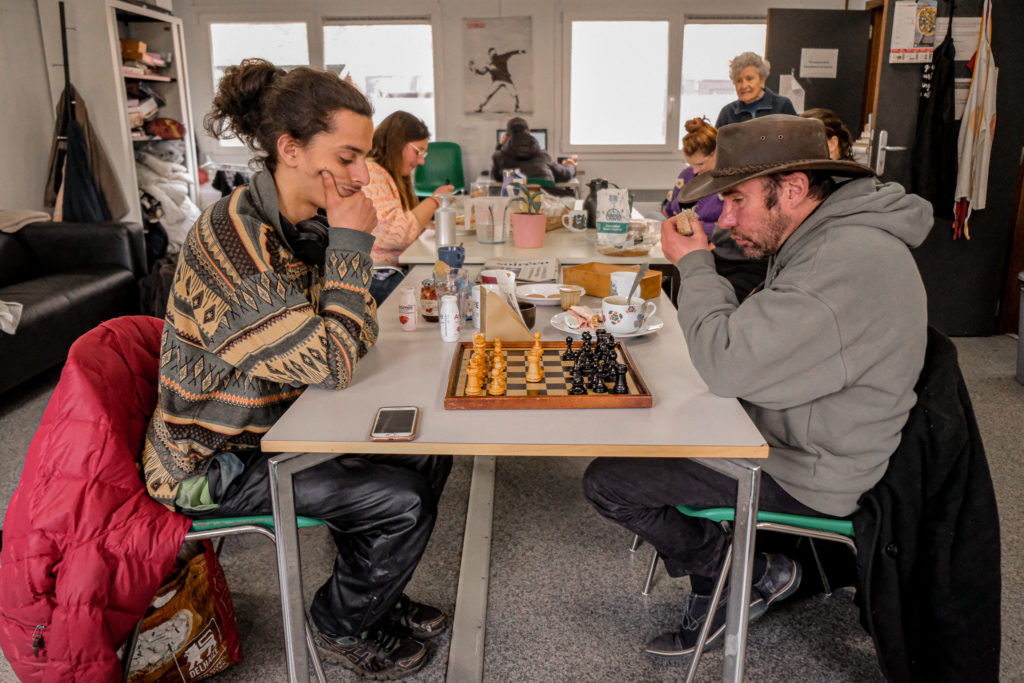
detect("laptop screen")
[496,128,547,151]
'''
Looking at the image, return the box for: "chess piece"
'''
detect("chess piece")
[525,351,543,383]
[569,368,587,395]
[562,336,577,361]
[488,365,505,395]
[492,338,505,363]
[611,363,630,394]
[581,331,592,350]
[590,364,608,393]
[531,331,542,356]
[465,365,484,396]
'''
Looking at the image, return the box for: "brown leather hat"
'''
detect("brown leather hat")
[676,114,874,204]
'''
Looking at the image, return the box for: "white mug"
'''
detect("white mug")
[561,209,588,232]
[602,295,657,335]
[609,271,637,298]
[471,283,500,329]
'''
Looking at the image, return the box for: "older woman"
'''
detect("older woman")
[362,111,453,304]
[715,52,796,128]
[801,108,855,161]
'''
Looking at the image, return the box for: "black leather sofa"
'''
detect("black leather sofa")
[0,221,146,394]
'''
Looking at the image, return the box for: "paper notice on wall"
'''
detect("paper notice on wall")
[933,17,983,61]
[890,0,938,63]
[954,78,971,120]
[779,74,806,113]
[799,49,838,79]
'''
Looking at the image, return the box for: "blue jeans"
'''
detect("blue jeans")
[369,268,407,306]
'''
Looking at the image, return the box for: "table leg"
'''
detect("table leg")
[447,455,496,683]
[268,451,342,683]
[696,459,762,683]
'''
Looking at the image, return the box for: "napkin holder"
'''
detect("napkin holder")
[480,289,533,342]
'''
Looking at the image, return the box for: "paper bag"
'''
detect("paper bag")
[596,188,631,248]
[480,289,532,341]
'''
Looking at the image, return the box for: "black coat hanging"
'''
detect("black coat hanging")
[910,0,957,220]
[51,2,108,223]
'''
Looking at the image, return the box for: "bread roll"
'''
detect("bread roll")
[676,209,698,237]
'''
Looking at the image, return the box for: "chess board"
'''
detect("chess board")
[444,341,652,410]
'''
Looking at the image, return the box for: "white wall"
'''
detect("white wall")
[174,0,854,192]
[4,0,863,220]
[0,0,58,212]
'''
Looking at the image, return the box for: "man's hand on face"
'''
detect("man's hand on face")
[661,214,710,264]
[321,171,377,233]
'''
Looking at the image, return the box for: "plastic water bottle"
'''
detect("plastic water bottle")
[439,295,461,341]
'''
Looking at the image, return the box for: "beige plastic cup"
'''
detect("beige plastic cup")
[559,286,581,311]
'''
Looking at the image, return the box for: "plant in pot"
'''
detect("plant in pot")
[508,182,546,248]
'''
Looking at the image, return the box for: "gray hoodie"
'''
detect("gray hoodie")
[676,177,932,516]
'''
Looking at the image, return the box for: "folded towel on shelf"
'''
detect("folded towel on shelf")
[0,210,51,234]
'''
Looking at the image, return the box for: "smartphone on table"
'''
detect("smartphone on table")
[369,406,419,441]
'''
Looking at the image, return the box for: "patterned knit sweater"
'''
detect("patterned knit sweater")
[141,170,379,508]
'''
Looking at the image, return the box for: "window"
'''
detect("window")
[209,22,309,146]
[323,22,436,133]
[679,23,767,146]
[568,21,670,146]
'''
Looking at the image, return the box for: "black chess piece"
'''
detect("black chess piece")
[590,365,608,393]
[569,368,587,395]
[562,336,577,361]
[580,331,592,351]
[611,363,630,394]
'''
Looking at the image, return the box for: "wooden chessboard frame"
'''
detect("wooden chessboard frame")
[443,341,653,410]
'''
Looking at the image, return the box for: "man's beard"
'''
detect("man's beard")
[733,205,789,260]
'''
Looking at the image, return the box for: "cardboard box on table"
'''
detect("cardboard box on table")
[562,262,660,299]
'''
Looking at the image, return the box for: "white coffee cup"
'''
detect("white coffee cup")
[609,271,637,298]
[601,295,657,335]
[561,209,588,232]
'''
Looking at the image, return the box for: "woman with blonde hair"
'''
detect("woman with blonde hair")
[715,51,796,128]
[362,111,453,304]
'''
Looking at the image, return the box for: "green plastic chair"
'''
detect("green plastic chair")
[123,515,329,683]
[525,176,556,188]
[414,141,466,197]
[632,506,856,683]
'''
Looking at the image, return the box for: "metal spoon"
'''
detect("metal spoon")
[626,263,649,302]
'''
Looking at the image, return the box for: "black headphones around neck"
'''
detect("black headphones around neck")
[286,214,329,266]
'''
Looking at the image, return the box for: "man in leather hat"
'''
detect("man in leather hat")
[583,114,933,660]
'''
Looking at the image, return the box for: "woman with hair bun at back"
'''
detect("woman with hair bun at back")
[362,111,453,305]
[140,58,451,680]
[662,117,769,300]
[801,108,855,161]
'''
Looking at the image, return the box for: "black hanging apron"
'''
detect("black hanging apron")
[910,1,957,220]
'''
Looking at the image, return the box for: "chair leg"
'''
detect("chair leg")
[642,550,660,595]
[305,621,327,683]
[685,542,734,683]
[629,533,642,552]
[807,538,832,597]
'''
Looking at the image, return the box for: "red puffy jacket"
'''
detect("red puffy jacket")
[0,316,191,681]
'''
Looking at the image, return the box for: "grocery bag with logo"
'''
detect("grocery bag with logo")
[124,541,242,682]
[595,188,631,249]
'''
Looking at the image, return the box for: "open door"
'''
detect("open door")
[764,8,872,137]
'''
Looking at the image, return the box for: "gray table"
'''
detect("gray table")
[262,265,767,682]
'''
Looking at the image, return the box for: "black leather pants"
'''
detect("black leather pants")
[187,451,452,637]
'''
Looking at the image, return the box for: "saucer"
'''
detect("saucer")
[550,312,664,338]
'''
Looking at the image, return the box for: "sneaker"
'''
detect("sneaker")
[645,591,767,658]
[384,594,449,640]
[313,626,427,680]
[753,553,802,606]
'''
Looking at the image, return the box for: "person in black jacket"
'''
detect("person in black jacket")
[490,117,577,184]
